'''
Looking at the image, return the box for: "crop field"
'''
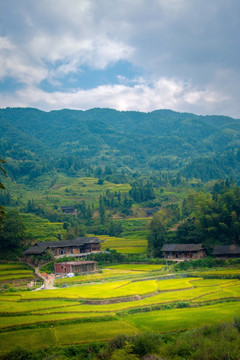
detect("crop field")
[193,268,240,277]
[0,299,79,314]
[0,272,240,354]
[0,264,29,271]
[22,213,66,241]
[15,279,159,300]
[94,234,148,254]
[54,268,148,286]
[106,264,165,272]
[41,176,131,206]
[0,263,34,284]
[126,301,240,332]
[0,320,138,353]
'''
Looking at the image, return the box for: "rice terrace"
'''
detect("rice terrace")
[0,259,240,358]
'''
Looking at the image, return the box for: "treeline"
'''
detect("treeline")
[148,180,240,256]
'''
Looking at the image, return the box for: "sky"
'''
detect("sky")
[0,0,240,117]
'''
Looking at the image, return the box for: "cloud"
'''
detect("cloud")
[0,76,231,117]
[0,0,240,116]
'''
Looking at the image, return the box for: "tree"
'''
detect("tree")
[99,195,106,224]
[148,211,168,257]
[0,159,7,229]
[0,210,26,249]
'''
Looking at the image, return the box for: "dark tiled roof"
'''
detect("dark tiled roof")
[22,237,103,255]
[161,243,204,252]
[213,245,240,255]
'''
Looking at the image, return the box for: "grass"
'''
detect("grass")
[126,301,240,332]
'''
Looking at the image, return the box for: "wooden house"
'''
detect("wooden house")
[161,243,206,260]
[213,245,240,259]
[22,237,104,261]
[54,261,98,275]
[60,206,76,215]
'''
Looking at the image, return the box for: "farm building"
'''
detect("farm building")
[60,206,76,215]
[54,261,98,275]
[161,243,206,260]
[213,244,240,259]
[22,237,104,261]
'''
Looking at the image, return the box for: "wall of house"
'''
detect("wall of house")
[55,263,71,274]
[163,250,206,259]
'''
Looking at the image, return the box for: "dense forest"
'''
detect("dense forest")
[1,107,240,183]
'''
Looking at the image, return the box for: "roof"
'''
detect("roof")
[213,245,240,255]
[55,261,97,266]
[161,243,204,252]
[22,237,103,255]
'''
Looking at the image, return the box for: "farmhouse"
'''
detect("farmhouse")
[22,237,104,261]
[161,243,206,260]
[60,206,76,215]
[54,261,98,275]
[213,244,240,259]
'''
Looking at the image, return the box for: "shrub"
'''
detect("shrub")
[233,316,240,332]
[132,332,161,356]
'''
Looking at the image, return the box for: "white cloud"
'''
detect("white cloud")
[0,0,240,116]
[0,76,234,117]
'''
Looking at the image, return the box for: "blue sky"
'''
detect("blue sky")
[0,0,240,117]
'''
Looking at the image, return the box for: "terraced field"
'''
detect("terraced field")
[93,234,148,254]
[0,265,240,354]
[0,263,34,287]
[54,264,166,286]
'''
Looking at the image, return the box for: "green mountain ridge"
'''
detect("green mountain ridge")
[1,107,240,182]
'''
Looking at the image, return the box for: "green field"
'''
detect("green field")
[126,302,240,332]
[41,176,131,206]
[54,268,147,286]
[0,263,34,284]
[193,268,240,277]
[0,320,138,353]
[16,279,159,300]
[106,264,165,272]
[0,269,240,354]
[94,234,148,254]
[22,213,66,242]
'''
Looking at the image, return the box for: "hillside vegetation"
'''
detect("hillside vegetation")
[1,107,240,183]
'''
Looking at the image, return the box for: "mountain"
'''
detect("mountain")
[1,107,240,182]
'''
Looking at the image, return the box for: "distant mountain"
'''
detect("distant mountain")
[1,107,240,182]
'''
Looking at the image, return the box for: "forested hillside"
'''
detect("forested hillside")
[1,107,240,260]
[1,107,240,183]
